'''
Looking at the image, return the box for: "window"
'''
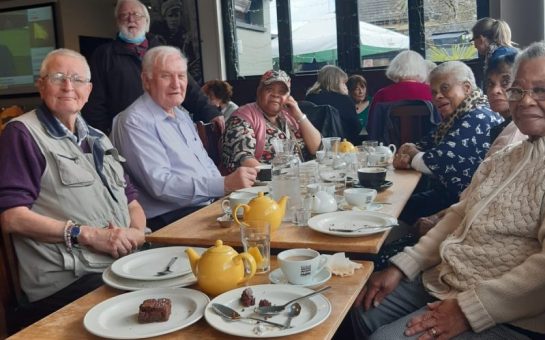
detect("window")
[234,0,276,76]
[424,0,478,61]
[288,0,338,72]
[224,0,484,78]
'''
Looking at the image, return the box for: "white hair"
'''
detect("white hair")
[428,60,477,89]
[115,0,150,32]
[512,41,545,80]
[39,48,91,79]
[385,50,428,83]
[142,46,187,80]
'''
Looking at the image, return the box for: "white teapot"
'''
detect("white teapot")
[311,191,337,213]
[369,143,396,166]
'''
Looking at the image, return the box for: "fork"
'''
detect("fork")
[155,256,178,276]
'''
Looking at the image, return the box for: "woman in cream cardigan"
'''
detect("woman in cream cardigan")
[352,42,545,339]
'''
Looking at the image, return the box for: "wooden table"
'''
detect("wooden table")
[146,169,421,254]
[8,259,373,340]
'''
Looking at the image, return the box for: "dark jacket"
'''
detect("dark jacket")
[298,100,344,138]
[305,91,361,143]
[82,34,220,134]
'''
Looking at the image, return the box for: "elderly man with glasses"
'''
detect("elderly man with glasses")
[352,41,545,340]
[82,0,223,135]
[0,49,146,331]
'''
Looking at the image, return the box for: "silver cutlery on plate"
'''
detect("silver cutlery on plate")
[212,303,288,328]
[328,224,397,233]
[155,256,178,276]
[255,286,331,315]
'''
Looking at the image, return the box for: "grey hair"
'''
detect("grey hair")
[306,65,348,95]
[385,50,428,83]
[39,48,91,79]
[512,41,545,80]
[114,0,150,32]
[142,46,187,80]
[428,60,477,89]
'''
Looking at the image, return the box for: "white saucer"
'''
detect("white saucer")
[338,200,382,212]
[269,267,331,288]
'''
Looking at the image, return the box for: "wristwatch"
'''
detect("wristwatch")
[70,224,81,247]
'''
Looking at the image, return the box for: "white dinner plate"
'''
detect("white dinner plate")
[307,211,397,237]
[111,247,192,281]
[236,185,269,194]
[102,267,196,291]
[205,284,331,338]
[268,268,331,289]
[83,287,209,339]
[338,200,382,212]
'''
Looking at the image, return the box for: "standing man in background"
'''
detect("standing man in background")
[82,0,224,134]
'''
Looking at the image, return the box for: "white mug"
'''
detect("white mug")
[221,191,256,216]
[278,248,328,285]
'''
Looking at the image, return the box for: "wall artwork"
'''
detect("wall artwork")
[146,0,203,84]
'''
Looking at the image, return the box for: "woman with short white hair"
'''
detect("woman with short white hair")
[393,61,503,224]
[366,50,433,137]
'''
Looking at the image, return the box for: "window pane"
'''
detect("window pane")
[236,0,277,76]
[424,0,478,61]
[287,0,337,72]
[358,0,410,68]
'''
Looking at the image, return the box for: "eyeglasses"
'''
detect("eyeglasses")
[118,12,146,21]
[43,73,90,88]
[506,87,545,102]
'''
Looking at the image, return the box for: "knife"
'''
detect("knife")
[328,224,397,233]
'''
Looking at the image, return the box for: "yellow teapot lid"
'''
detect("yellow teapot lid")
[208,240,234,253]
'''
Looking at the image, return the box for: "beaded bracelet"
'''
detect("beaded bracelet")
[64,220,74,253]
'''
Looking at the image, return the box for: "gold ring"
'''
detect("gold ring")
[430,327,438,337]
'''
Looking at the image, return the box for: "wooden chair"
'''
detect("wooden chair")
[196,121,223,169]
[387,101,439,147]
[0,225,21,338]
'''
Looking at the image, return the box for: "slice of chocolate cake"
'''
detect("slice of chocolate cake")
[138,298,172,323]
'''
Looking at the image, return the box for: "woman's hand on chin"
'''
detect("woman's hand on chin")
[284,96,303,118]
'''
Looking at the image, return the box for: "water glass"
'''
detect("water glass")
[240,221,271,274]
[293,208,311,226]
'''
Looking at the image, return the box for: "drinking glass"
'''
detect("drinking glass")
[240,221,271,274]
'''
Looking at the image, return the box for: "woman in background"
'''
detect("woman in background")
[471,17,517,77]
[347,74,372,134]
[202,80,238,120]
[305,65,361,143]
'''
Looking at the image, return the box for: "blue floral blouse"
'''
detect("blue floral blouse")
[418,106,503,198]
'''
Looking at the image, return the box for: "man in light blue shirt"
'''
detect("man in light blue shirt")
[111,46,257,230]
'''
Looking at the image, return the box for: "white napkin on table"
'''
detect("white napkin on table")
[325,252,362,277]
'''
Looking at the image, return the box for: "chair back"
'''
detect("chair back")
[0,225,21,338]
[369,100,439,147]
[196,121,222,168]
[0,106,24,135]
[298,100,345,138]
[388,101,439,146]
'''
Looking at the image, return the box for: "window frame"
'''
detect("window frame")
[222,0,489,80]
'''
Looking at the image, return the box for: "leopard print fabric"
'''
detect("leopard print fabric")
[432,89,489,145]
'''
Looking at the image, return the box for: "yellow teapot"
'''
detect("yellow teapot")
[233,192,288,232]
[338,138,356,153]
[185,240,256,296]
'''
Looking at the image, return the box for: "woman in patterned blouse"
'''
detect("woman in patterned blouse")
[221,70,321,173]
[393,61,503,224]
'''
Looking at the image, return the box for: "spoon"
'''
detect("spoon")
[211,303,287,329]
[155,256,178,276]
[284,303,301,328]
[255,286,331,315]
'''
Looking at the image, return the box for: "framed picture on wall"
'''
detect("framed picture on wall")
[146,0,203,84]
